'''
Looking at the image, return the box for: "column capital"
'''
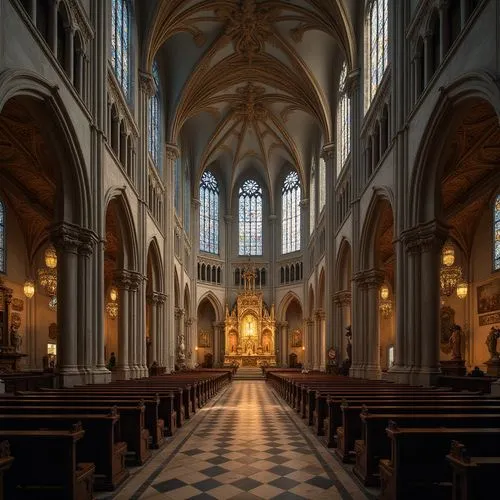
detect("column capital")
[321,143,335,161]
[299,198,309,208]
[353,269,385,288]
[51,222,85,254]
[138,70,156,97]
[224,214,234,223]
[192,198,201,209]
[276,320,288,328]
[165,143,180,161]
[401,219,449,254]
[314,309,326,320]
[114,269,133,290]
[268,214,277,222]
[334,290,351,306]
[174,307,185,319]
[345,69,361,95]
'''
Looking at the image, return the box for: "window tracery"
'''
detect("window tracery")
[239,179,263,256]
[148,61,161,169]
[310,159,316,235]
[337,62,351,174]
[282,171,301,254]
[366,0,388,107]
[200,171,219,254]
[111,0,131,100]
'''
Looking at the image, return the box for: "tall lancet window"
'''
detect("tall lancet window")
[239,179,263,256]
[0,199,5,273]
[366,0,388,108]
[309,158,316,235]
[111,0,131,100]
[148,61,161,169]
[174,158,180,215]
[495,194,500,270]
[337,62,351,174]
[200,171,219,254]
[319,157,326,211]
[282,171,301,254]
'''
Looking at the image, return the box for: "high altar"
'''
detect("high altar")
[224,267,277,367]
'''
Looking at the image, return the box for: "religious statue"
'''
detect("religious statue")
[486,327,500,360]
[345,325,352,362]
[448,324,462,361]
[9,325,21,353]
[177,333,186,361]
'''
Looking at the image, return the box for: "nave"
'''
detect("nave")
[110,381,368,500]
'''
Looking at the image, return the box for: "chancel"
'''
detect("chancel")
[0,0,500,499]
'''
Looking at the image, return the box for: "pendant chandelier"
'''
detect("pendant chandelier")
[36,244,58,299]
[379,284,392,319]
[439,244,467,299]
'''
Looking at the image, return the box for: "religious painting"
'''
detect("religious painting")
[11,298,24,312]
[290,329,302,348]
[198,330,211,348]
[477,279,500,315]
[440,306,455,354]
[479,312,500,327]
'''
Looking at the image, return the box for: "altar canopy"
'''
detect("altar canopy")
[224,267,276,367]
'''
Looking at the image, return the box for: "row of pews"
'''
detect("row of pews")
[266,370,500,500]
[0,369,231,500]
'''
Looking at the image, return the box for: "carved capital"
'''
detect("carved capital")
[175,307,185,320]
[321,143,335,161]
[139,70,156,97]
[165,144,180,161]
[334,290,351,306]
[51,222,84,254]
[113,269,133,290]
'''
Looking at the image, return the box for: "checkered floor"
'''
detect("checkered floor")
[113,382,370,499]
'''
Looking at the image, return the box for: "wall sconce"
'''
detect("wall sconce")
[456,281,468,300]
[23,279,35,299]
[195,346,199,351]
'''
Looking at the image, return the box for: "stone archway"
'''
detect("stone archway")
[334,239,352,363]
[0,86,94,386]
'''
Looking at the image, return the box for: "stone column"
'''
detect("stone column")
[48,0,59,54]
[305,318,314,369]
[417,223,447,385]
[164,144,180,372]
[280,321,288,366]
[127,274,140,378]
[114,270,131,380]
[423,32,432,85]
[149,294,158,366]
[439,0,450,60]
[351,274,366,378]
[319,310,326,371]
[157,293,167,367]
[65,27,74,83]
[52,223,80,387]
[268,214,277,289]
[365,270,385,379]
[175,307,186,368]
[185,318,194,368]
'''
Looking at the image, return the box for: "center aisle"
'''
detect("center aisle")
[114,381,370,500]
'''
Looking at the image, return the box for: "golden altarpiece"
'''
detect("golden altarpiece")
[224,267,277,367]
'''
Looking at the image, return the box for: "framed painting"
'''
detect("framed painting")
[477,278,500,315]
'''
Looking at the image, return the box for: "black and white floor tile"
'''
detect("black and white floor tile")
[107,382,371,499]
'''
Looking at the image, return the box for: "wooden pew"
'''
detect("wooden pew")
[0,411,127,491]
[323,394,491,448]
[337,401,500,462]
[0,397,150,466]
[0,424,95,500]
[446,440,500,500]
[378,426,500,500]
[354,412,500,487]
[0,441,13,500]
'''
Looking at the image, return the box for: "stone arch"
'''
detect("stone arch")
[336,238,352,290]
[198,291,223,323]
[278,292,302,321]
[146,237,163,293]
[318,267,326,311]
[174,268,180,308]
[0,69,92,228]
[184,283,191,318]
[308,285,315,318]
[104,190,138,271]
[410,72,500,226]
[359,188,395,271]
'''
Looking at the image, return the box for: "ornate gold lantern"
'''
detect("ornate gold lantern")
[23,279,35,299]
[456,281,468,300]
[379,284,392,319]
[44,245,57,269]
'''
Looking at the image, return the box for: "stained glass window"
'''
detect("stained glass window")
[148,61,161,169]
[200,172,219,254]
[310,159,316,235]
[239,179,263,255]
[319,157,326,211]
[111,0,131,100]
[337,62,351,174]
[0,200,4,273]
[184,164,191,234]
[367,0,388,107]
[494,194,500,270]
[282,171,301,254]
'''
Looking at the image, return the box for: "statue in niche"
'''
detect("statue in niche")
[486,327,500,360]
[229,332,238,353]
[440,306,455,354]
[345,325,352,362]
[262,334,271,353]
[448,324,463,361]
[9,325,22,352]
[177,333,186,360]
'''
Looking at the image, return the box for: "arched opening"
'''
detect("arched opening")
[197,298,216,368]
[335,240,352,368]
[285,297,304,367]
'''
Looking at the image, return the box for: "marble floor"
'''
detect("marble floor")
[106,381,372,500]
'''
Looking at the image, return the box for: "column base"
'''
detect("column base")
[410,367,441,387]
[384,365,412,384]
[113,367,131,380]
[91,367,112,384]
[58,369,86,388]
[364,364,382,380]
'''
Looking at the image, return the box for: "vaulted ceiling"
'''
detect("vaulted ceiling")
[144,0,358,199]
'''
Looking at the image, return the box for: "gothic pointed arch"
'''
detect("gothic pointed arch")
[278,291,302,322]
[198,291,224,323]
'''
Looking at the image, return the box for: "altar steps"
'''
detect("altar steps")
[233,367,265,380]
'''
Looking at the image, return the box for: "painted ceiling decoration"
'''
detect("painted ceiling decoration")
[146,0,357,199]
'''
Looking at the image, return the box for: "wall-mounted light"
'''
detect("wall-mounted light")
[23,279,35,299]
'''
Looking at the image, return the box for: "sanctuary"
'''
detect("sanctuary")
[224,266,277,367]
